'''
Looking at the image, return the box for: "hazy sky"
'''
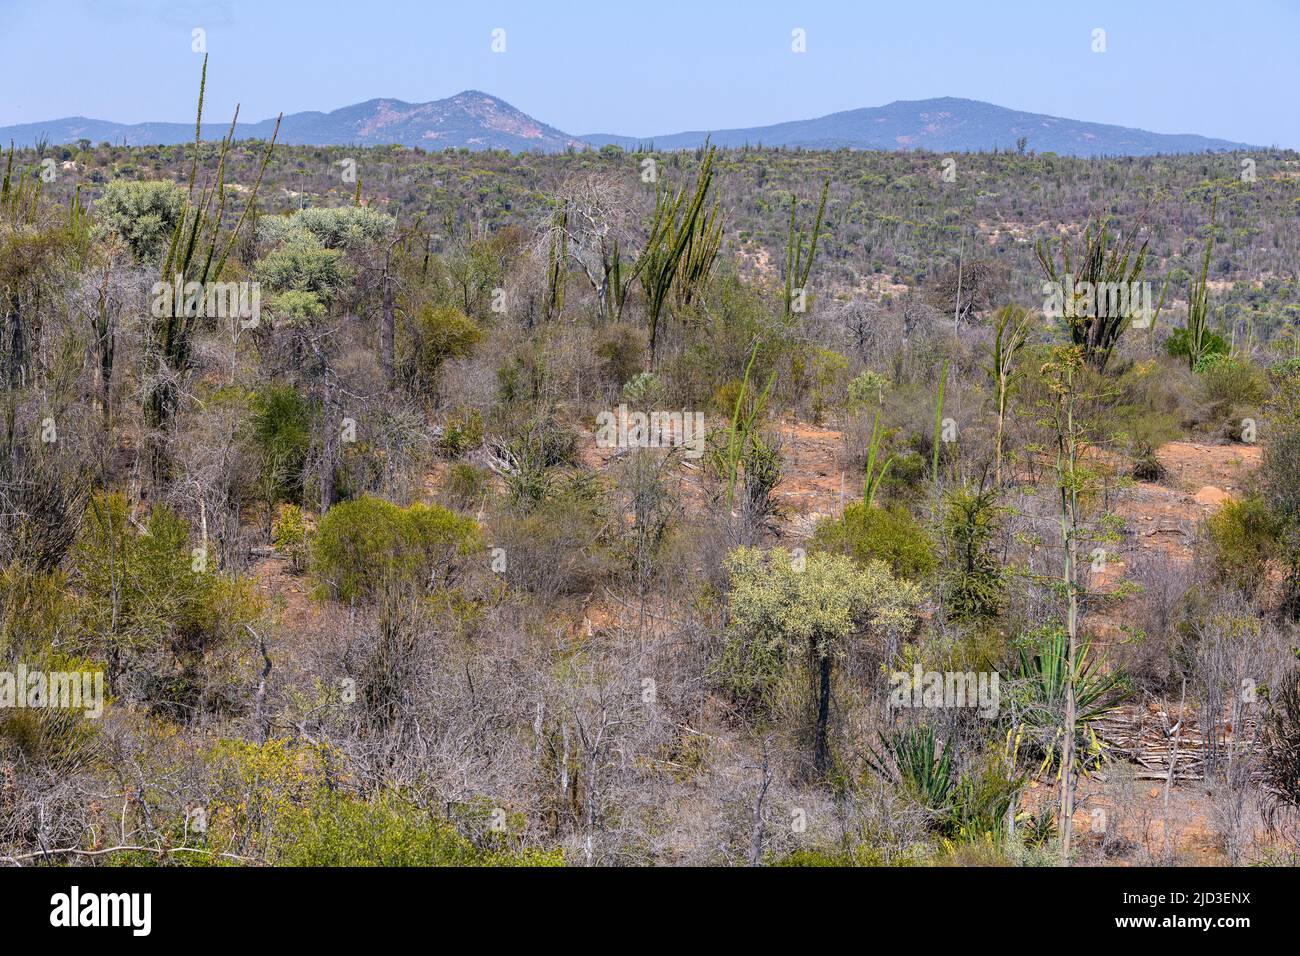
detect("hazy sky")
[2,0,1296,147]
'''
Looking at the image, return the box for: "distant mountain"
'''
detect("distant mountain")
[0,94,1254,157]
[581,97,1254,157]
[0,91,585,152]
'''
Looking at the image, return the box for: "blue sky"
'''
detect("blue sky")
[2,0,1296,147]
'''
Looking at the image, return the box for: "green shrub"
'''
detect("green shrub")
[1197,354,1268,408]
[94,179,186,262]
[72,494,263,714]
[0,564,71,658]
[1207,496,1278,592]
[813,502,936,581]
[440,407,484,457]
[271,504,311,574]
[494,413,581,510]
[312,497,482,602]
[250,384,312,506]
[878,451,929,505]
[401,303,483,394]
[620,370,666,407]
[444,462,492,509]
[1165,325,1228,364]
[272,790,561,867]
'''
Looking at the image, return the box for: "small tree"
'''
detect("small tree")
[939,485,1006,626]
[721,547,920,778]
[94,179,187,263]
[1035,345,1125,861]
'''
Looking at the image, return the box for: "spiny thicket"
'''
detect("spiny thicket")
[2,65,1300,868]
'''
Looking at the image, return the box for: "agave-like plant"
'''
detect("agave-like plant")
[1010,628,1129,775]
[865,724,955,814]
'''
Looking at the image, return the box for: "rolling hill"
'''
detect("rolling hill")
[580,97,1254,156]
[0,91,584,153]
[0,93,1253,157]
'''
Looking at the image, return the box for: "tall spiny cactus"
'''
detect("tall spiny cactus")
[672,193,723,310]
[545,204,567,320]
[1184,197,1218,370]
[724,338,776,508]
[639,144,717,365]
[146,55,281,484]
[1035,213,1166,371]
[0,145,44,224]
[783,180,828,321]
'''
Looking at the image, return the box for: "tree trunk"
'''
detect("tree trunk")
[994,387,1006,487]
[748,736,773,866]
[813,649,832,777]
[380,250,395,385]
[320,363,336,515]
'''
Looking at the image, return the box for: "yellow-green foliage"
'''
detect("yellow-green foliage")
[271,504,311,573]
[203,737,336,861]
[312,496,482,601]
[72,493,264,660]
[0,648,104,763]
[0,564,70,657]
[813,502,936,581]
[1206,496,1278,590]
[201,738,559,866]
[1198,354,1269,409]
[273,791,561,867]
[440,407,485,457]
[717,547,920,708]
[401,303,483,394]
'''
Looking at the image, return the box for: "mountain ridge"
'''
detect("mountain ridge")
[580,96,1254,157]
[0,92,1255,157]
[0,91,584,153]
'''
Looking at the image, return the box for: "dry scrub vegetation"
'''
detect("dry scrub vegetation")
[3,64,1300,867]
